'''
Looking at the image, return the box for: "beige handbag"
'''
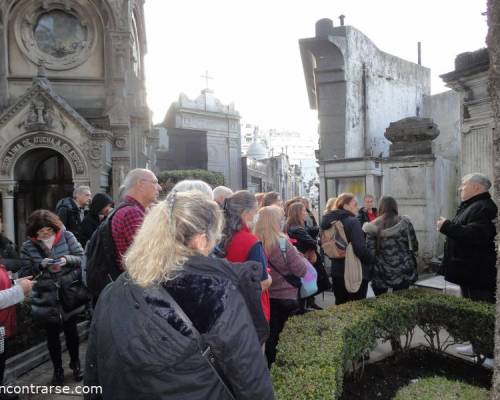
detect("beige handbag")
[344,242,363,293]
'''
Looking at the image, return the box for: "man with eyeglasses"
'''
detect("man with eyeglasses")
[111,169,162,270]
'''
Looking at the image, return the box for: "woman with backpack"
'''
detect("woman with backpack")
[362,196,419,295]
[222,191,272,323]
[320,193,375,305]
[19,210,85,386]
[254,205,307,367]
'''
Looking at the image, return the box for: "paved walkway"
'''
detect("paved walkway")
[10,341,89,399]
[5,280,480,399]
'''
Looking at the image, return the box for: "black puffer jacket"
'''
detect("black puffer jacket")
[439,192,498,290]
[84,255,274,400]
[19,230,85,322]
[363,216,419,289]
[321,209,375,279]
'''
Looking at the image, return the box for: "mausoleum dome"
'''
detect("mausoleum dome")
[246,142,268,160]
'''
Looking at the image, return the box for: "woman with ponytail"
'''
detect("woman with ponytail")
[222,191,272,323]
[85,191,274,400]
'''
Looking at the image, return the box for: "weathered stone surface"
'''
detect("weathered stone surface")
[0,0,154,243]
[487,0,500,395]
[384,117,440,157]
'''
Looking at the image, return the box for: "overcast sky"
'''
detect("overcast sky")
[144,0,487,134]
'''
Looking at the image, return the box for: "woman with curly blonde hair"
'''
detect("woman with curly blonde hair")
[85,191,274,400]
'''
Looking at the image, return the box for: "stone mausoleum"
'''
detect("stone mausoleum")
[299,18,492,268]
[158,89,242,189]
[0,0,157,243]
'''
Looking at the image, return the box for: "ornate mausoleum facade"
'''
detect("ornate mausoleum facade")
[0,0,157,243]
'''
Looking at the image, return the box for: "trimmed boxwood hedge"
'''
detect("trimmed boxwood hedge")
[393,376,489,400]
[271,289,494,399]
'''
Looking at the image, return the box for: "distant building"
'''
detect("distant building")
[157,90,242,189]
[242,154,303,199]
[240,122,318,198]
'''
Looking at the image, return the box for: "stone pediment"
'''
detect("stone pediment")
[0,76,107,141]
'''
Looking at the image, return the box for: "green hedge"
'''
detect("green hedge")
[271,289,494,399]
[393,376,489,400]
[157,169,224,193]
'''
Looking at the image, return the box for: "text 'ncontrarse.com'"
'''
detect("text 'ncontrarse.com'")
[0,384,103,395]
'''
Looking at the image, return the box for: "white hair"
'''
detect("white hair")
[463,173,492,191]
[213,186,233,202]
[122,168,153,195]
[73,185,91,198]
[172,180,213,200]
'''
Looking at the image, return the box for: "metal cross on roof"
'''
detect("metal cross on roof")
[201,70,214,91]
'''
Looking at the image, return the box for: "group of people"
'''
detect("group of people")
[321,193,419,304]
[0,168,496,399]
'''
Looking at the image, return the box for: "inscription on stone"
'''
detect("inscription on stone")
[1,134,85,175]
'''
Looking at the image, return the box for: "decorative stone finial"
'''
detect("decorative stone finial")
[339,15,346,26]
[384,117,440,157]
[37,59,47,78]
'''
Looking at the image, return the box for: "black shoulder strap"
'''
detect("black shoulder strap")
[162,289,235,400]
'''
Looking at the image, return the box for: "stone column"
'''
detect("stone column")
[365,174,376,198]
[1,184,16,243]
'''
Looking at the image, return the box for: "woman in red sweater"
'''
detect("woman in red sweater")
[222,191,272,325]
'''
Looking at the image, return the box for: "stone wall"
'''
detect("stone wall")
[422,90,461,164]
[300,21,430,162]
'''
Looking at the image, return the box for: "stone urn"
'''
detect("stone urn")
[384,117,440,157]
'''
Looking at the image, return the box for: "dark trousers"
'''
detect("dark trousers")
[0,338,9,385]
[460,286,495,304]
[372,282,410,296]
[331,276,369,305]
[265,298,300,367]
[45,317,80,370]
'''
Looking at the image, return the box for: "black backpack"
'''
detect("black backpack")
[85,202,132,298]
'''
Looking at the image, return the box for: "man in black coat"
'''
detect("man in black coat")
[437,173,498,303]
[55,186,92,245]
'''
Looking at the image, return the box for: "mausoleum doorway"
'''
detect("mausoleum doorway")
[13,148,73,243]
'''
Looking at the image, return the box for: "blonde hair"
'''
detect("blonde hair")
[125,191,223,287]
[324,197,337,214]
[253,206,286,254]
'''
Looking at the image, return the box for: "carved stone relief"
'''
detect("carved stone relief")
[13,0,97,70]
[17,97,66,133]
[81,140,103,169]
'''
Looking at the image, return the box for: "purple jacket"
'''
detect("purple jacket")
[267,238,307,300]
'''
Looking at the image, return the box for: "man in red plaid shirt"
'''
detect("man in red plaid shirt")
[112,169,162,270]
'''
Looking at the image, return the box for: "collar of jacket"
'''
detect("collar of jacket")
[363,215,410,237]
[458,192,492,211]
[327,208,355,220]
